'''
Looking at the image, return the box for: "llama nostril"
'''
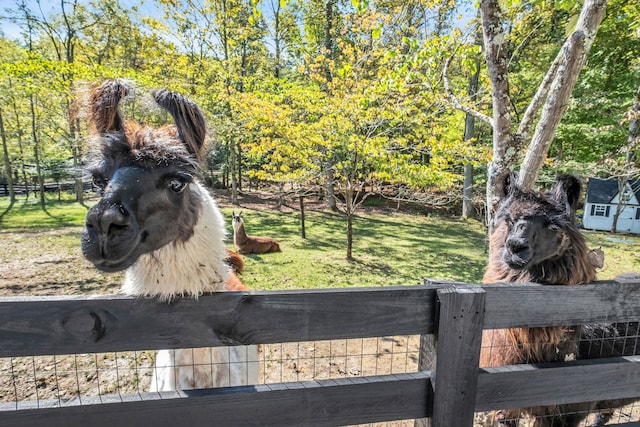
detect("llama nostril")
[97,204,131,236]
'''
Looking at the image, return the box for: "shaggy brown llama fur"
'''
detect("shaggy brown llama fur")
[481,174,599,426]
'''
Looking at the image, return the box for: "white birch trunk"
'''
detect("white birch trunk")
[480,0,518,224]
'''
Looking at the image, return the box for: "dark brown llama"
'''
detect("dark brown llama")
[81,79,258,391]
[232,211,281,254]
[481,174,600,426]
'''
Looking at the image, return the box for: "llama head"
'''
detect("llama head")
[231,211,244,231]
[81,79,208,272]
[492,173,583,271]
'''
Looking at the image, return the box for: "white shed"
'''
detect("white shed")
[582,177,640,234]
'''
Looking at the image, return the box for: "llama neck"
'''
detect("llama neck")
[121,182,230,300]
[233,223,249,246]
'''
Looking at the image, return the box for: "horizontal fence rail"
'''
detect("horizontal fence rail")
[0,373,432,427]
[1,278,640,426]
[0,286,436,357]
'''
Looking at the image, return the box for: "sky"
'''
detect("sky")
[0,0,163,40]
[1,0,476,44]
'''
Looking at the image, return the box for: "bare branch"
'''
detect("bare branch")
[442,55,494,127]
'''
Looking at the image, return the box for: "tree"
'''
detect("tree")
[610,87,640,233]
[263,0,302,78]
[0,108,15,207]
[154,0,269,204]
[11,0,91,203]
[300,5,484,259]
[445,0,608,226]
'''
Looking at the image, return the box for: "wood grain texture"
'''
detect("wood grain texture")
[482,281,640,328]
[431,286,485,427]
[3,281,639,358]
[0,372,431,427]
[475,356,640,411]
[0,286,435,357]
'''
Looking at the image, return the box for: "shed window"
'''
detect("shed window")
[636,208,640,220]
[590,204,610,217]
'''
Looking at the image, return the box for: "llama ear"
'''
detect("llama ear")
[497,171,518,198]
[89,79,129,134]
[554,174,582,212]
[152,88,206,161]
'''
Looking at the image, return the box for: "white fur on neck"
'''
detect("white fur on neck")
[121,182,229,300]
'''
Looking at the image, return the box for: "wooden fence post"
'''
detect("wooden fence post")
[431,285,485,427]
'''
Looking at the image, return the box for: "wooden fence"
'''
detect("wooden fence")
[1,278,640,427]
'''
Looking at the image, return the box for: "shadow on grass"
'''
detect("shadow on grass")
[0,198,15,222]
[1,197,89,231]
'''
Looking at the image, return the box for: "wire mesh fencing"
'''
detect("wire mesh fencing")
[0,335,424,426]
[474,322,640,426]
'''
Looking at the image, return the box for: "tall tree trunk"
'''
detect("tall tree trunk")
[237,139,242,191]
[462,164,474,219]
[480,0,517,224]
[325,163,337,210]
[230,137,239,205]
[273,0,282,79]
[480,0,607,227]
[29,94,45,209]
[462,25,481,219]
[0,108,15,204]
[345,186,354,261]
[69,112,84,204]
[322,0,338,207]
[10,89,29,199]
[323,0,335,89]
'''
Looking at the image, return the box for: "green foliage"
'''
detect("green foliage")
[553,0,640,163]
[0,0,636,228]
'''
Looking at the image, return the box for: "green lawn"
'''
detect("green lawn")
[220,207,488,290]
[0,194,92,231]
[1,193,638,295]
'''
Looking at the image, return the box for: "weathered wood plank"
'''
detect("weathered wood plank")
[0,286,435,357]
[0,372,432,427]
[475,356,640,411]
[431,286,485,427]
[482,281,640,329]
[3,281,640,358]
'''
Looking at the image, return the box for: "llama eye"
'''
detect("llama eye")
[167,177,188,193]
[92,175,108,190]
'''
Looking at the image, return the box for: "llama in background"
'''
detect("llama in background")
[81,79,259,391]
[232,211,281,254]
